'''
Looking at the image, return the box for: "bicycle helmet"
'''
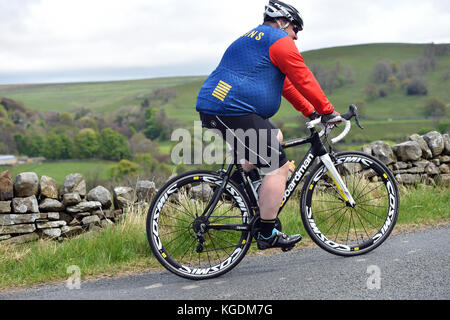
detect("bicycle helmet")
[264,0,304,30]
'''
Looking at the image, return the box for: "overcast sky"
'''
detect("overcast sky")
[1,0,449,84]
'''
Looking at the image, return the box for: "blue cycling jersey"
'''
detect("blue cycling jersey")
[196,25,289,119]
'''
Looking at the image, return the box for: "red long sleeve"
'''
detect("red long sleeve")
[269,36,334,115]
[282,77,314,117]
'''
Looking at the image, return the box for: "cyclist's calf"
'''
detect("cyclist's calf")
[259,161,290,220]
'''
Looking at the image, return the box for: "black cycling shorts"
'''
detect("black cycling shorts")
[200,113,288,172]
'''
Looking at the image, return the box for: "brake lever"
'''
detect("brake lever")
[355,114,364,129]
[342,104,364,130]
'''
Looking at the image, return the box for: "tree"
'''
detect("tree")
[129,132,159,156]
[76,116,98,131]
[14,134,46,157]
[424,97,446,118]
[398,60,421,81]
[59,112,74,125]
[14,134,28,155]
[107,159,141,180]
[143,107,160,140]
[73,128,100,159]
[0,105,8,119]
[365,84,379,100]
[152,87,177,104]
[45,133,73,159]
[386,76,400,92]
[371,61,393,84]
[406,77,428,96]
[99,128,131,160]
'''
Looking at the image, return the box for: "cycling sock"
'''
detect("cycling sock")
[260,219,276,238]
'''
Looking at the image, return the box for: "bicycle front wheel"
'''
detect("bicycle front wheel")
[300,151,400,256]
[146,170,253,280]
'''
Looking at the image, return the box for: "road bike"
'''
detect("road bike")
[146,105,400,280]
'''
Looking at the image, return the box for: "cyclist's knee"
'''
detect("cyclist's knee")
[266,161,290,177]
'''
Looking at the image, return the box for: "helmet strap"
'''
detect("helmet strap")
[275,18,290,31]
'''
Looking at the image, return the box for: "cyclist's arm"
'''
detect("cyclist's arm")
[269,36,334,115]
[282,77,314,117]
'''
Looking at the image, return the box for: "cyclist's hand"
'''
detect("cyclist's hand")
[308,111,320,120]
[321,111,341,125]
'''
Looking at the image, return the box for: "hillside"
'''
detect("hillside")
[0,43,449,154]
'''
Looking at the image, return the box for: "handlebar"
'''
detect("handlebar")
[306,104,364,144]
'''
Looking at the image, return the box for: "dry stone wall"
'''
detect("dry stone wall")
[0,171,156,244]
[362,131,450,186]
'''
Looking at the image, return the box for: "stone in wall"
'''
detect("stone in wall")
[440,164,450,174]
[2,233,39,244]
[61,225,83,237]
[189,184,213,202]
[66,201,102,214]
[437,174,450,186]
[39,198,65,212]
[62,193,82,207]
[0,223,36,235]
[35,227,61,238]
[12,196,39,213]
[136,180,157,203]
[392,141,422,162]
[81,215,101,226]
[61,173,86,198]
[409,134,433,159]
[36,220,67,229]
[425,162,440,175]
[422,131,444,158]
[0,170,14,201]
[87,186,112,209]
[443,134,450,155]
[39,175,59,199]
[0,201,12,213]
[370,141,396,165]
[113,187,135,209]
[0,213,45,226]
[13,172,39,197]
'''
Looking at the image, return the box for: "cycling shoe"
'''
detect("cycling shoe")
[256,228,302,251]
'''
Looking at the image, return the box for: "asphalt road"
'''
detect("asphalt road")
[1,226,449,300]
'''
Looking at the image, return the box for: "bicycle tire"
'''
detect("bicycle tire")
[300,151,400,256]
[146,170,254,280]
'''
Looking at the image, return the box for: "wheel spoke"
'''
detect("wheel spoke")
[147,172,252,279]
[305,153,399,255]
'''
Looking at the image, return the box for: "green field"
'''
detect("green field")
[1,43,448,120]
[1,43,449,155]
[0,76,204,113]
[0,160,114,185]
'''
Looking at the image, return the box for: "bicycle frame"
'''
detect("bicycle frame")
[200,126,350,232]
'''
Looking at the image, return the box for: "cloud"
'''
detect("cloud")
[0,0,449,83]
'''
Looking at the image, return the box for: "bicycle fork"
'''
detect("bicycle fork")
[320,154,356,207]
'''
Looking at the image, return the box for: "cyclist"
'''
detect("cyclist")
[196,0,339,250]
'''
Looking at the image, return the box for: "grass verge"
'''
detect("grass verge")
[0,184,448,291]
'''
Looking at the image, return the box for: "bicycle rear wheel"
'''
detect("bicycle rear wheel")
[300,151,400,256]
[146,170,253,280]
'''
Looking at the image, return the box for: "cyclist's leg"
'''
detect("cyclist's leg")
[259,162,290,221]
[203,112,289,220]
[258,119,287,221]
[199,112,301,250]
